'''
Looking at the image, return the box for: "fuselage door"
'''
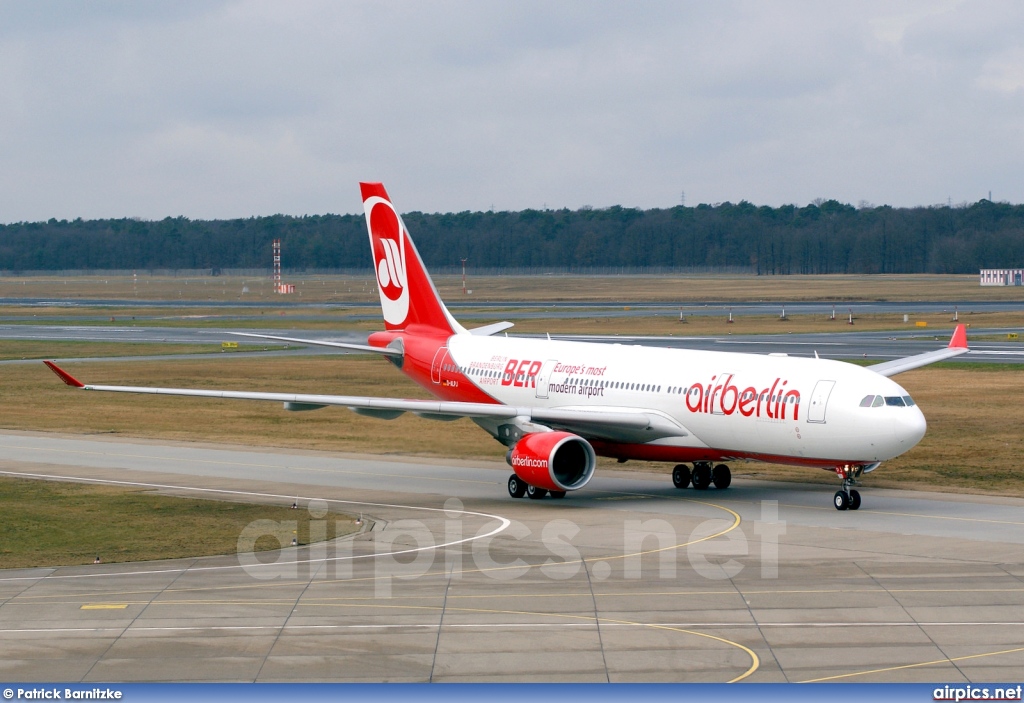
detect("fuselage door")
[807,380,836,424]
[430,346,450,384]
[535,359,558,399]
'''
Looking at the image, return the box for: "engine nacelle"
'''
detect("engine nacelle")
[507,432,596,492]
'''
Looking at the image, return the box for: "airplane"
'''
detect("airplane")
[44,182,970,511]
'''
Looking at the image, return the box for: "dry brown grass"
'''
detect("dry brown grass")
[4,355,499,457]
[440,273,1024,304]
[0,340,230,361]
[5,272,1024,304]
[4,352,1023,497]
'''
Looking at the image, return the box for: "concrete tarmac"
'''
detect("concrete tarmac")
[1,430,1023,683]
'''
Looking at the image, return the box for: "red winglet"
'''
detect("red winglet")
[948,324,968,349]
[44,361,85,388]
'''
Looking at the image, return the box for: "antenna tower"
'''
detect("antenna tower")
[272,239,294,294]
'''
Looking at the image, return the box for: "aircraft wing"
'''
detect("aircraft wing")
[43,361,687,443]
[868,324,969,377]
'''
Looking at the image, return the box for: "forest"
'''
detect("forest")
[2,199,1023,274]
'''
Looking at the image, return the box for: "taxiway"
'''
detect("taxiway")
[1,431,1022,682]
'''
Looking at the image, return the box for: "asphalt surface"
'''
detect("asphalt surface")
[2,323,1023,365]
[1,430,1023,683]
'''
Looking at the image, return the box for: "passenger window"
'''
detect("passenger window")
[860,395,875,407]
[885,396,906,407]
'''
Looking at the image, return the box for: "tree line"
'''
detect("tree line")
[2,199,1023,274]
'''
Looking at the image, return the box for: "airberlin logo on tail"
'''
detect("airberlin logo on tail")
[377,236,404,300]
[364,196,409,326]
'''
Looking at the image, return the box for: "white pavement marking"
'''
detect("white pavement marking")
[0,470,511,583]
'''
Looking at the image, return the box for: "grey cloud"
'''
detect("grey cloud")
[0,0,1021,222]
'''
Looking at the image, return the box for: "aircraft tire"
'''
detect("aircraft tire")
[849,489,861,510]
[692,464,712,490]
[526,485,548,500]
[833,490,849,511]
[549,491,566,499]
[712,464,732,489]
[508,474,527,498]
[672,464,691,489]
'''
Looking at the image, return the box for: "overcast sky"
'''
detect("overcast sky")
[0,1,1021,221]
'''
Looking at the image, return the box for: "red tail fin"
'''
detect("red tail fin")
[360,183,463,334]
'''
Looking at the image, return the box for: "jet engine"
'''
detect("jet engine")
[507,431,596,492]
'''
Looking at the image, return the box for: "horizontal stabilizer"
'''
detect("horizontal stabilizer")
[228,332,403,356]
[469,321,515,336]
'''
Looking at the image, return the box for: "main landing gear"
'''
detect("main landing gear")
[833,465,863,511]
[508,475,565,500]
[672,463,731,491]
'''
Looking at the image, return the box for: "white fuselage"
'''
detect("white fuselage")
[440,335,927,467]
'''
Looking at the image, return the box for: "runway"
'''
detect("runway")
[3,323,1024,366]
[1,430,1023,682]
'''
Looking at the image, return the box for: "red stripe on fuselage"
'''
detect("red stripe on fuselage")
[588,440,863,470]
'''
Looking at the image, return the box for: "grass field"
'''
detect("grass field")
[0,476,359,569]
[4,349,1023,497]
[5,272,1024,304]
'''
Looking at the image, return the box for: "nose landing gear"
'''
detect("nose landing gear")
[833,465,863,511]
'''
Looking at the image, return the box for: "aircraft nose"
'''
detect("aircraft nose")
[893,406,927,448]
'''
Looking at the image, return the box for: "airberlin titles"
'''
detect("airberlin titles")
[687,374,802,420]
[478,358,802,420]
[510,454,548,469]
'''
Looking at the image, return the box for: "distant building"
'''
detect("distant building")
[980,268,1024,286]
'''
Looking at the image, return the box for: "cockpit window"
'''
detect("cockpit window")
[863,394,915,408]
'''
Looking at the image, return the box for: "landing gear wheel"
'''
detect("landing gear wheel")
[508,474,527,498]
[712,464,732,489]
[833,490,849,511]
[672,464,691,489]
[849,489,861,511]
[549,490,566,499]
[526,485,548,500]
[692,463,712,490]
[834,465,865,511]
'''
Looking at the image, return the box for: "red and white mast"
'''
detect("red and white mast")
[272,239,294,294]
